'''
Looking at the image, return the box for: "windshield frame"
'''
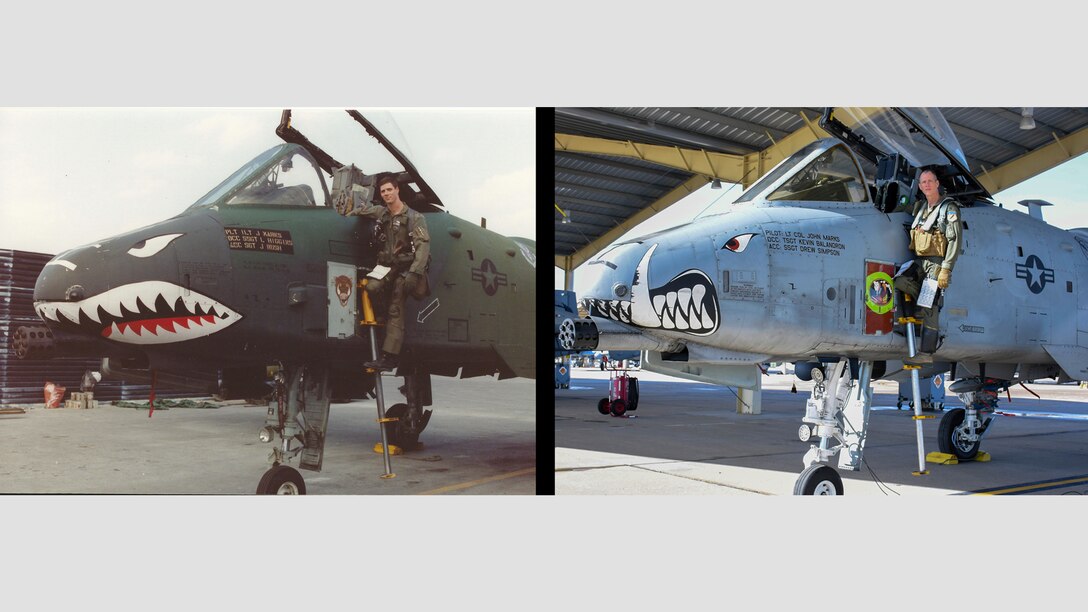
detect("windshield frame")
[187,143,331,210]
[734,139,854,204]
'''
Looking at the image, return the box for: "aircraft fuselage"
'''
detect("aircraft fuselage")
[582,195,1087,371]
[33,204,536,379]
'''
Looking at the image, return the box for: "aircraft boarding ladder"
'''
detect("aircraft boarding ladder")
[898,293,935,476]
[360,278,396,479]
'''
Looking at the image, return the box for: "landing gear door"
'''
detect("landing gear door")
[327,262,357,339]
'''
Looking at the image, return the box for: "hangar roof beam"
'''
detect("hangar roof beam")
[555,174,709,270]
[557,108,756,155]
[977,125,1088,194]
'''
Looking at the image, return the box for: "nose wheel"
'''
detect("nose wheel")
[793,464,843,495]
[256,465,306,495]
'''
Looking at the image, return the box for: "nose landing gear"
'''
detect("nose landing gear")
[793,358,876,495]
[255,365,332,495]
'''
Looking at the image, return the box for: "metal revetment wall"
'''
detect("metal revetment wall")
[0,249,212,405]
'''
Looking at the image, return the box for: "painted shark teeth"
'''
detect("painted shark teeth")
[652,277,716,333]
[34,280,242,345]
[585,298,633,324]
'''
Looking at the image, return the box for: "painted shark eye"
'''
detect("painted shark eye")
[127,233,184,258]
[722,233,756,252]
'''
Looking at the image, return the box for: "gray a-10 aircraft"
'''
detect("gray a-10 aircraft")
[558,107,1088,495]
[17,110,536,494]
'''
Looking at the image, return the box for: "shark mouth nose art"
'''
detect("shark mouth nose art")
[584,244,719,336]
[35,280,242,345]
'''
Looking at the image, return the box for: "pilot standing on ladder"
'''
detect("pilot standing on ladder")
[349,174,430,370]
[893,168,962,354]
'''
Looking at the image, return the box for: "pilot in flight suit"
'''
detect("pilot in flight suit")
[349,174,430,370]
[893,169,963,354]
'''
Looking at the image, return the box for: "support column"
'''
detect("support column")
[737,376,762,414]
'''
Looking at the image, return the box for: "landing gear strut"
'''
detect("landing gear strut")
[388,369,433,450]
[794,358,875,495]
[937,378,1001,461]
[255,364,332,494]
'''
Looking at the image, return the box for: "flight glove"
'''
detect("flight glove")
[937,268,951,289]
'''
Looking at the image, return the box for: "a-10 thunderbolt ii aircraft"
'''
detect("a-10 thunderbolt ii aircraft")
[18,110,536,494]
[558,107,1088,495]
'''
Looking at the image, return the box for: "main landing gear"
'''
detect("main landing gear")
[386,369,434,450]
[936,377,1002,461]
[252,362,436,494]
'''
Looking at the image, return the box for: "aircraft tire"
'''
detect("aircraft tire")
[793,465,843,496]
[937,408,980,460]
[610,399,626,417]
[256,465,306,495]
[597,398,610,415]
[627,378,639,411]
[384,403,421,450]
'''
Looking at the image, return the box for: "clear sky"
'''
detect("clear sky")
[0,108,535,256]
[556,153,1088,291]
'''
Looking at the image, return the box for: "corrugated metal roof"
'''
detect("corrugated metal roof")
[555,107,1088,261]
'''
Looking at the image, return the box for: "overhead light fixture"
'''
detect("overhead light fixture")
[1020,107,1035,130]
[711,179,722,189]
[555,203,572,224]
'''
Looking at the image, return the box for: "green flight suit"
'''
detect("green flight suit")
[350,202,430,356]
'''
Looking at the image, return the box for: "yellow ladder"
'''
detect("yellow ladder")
[359,278,396,480]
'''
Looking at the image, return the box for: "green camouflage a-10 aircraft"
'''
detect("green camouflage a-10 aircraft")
[19,110,535,493]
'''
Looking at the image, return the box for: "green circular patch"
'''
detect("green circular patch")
[864,271,895,314]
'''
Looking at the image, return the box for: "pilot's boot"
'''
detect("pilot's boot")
[918,302,941,354]
[919,326,940,354]
[365,351,398,371]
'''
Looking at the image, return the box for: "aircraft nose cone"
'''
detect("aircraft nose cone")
[578,242,654,326]
[580,237,720,336]
[34,246,104,303]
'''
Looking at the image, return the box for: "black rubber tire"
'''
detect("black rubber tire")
[610,399,626,417]
[384,403,421,450]
[256,465,306,495]
[937,408,980,460]
[597,398,610,415]
[793,465,843,496]
[627,378,639,411]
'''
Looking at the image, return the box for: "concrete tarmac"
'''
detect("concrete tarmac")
[556,367,1088,496]
[0,374,535,495]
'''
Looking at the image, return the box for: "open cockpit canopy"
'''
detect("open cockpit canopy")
[822,107,993,208]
